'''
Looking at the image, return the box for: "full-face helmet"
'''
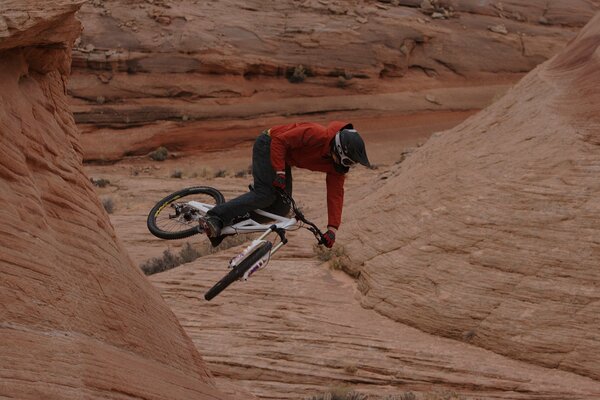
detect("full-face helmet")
[333,128,371,168]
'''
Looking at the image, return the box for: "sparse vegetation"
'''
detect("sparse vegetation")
[90,177,110,188]
[234,165,252,178]
[305,388,367,400]
[149,146,168,161]
[305,390,462,400]
[287,64,311,83]
[170,169,183,179]
[383,393,417,400]
[189,166,213,179]
[214,168,227,178]
[140,236,250,275]
[178,242,201,263]
[337,75,350,88]
[101,197,115,214]
[313,243,348,270]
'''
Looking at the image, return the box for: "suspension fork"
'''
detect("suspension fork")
[258,224,288,257]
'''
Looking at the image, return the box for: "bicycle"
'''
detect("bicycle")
[147,186,327,300]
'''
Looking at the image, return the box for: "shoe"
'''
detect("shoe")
[199,216,223,238]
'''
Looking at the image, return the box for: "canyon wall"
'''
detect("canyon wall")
[70,0,599,161]
[0,2,230,399]
[342,12,600,380]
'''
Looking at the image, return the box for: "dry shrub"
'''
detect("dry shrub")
[141,236,250,275]
[214,168,227,178]
[383,393,417,400]
[149,146,168,161]
[189,166,213,179]
[313,243,348,270]
[90,177,110,187]
[170,169,183,178]
[305,388,367,400]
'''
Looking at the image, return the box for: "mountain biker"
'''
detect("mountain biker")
[199,121,370,248]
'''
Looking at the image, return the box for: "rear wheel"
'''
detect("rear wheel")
[204,241,273,301]
[147,186,225,240]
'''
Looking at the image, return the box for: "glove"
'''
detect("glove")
[323,229,336,248]
[272,172,286,190]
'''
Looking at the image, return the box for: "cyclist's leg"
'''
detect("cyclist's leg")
[207,133,277,226]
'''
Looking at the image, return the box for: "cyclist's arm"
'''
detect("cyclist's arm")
[326,172,345,230]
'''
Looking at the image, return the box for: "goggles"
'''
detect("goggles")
[334,131,356,167]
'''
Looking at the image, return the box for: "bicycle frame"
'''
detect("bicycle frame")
[186,190,324,259]
[171,189,327,300]
[187,200,299,233]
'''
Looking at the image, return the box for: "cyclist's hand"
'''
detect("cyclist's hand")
[323,229,336,248]
[272,172,286,190]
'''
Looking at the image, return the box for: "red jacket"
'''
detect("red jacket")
[269,121,351,229]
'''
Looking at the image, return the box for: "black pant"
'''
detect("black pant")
[207,133,292,226]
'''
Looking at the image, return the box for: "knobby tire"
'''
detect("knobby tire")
[204,241,273,301]
[147,186,225,240]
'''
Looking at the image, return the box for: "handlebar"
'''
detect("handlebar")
[276,189,327,246]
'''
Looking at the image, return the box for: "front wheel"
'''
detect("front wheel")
[147,186,225,240]
[204,241,273,301]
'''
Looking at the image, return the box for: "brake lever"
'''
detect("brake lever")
[307,226,326,246]
[276,188,326,245]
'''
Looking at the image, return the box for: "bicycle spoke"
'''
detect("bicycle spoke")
[153,194,215,234]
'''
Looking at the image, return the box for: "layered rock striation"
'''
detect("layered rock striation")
[70,0,599,161]
[342,12,600,380]
[0,2,229,399]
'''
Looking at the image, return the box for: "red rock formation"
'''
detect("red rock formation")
[343,12,600,380]
[0,2,230,398]
[69,0,599,161]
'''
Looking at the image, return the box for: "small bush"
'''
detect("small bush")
[383,393,417,400]
[141,236,250,275]
[305,388,367,400]
[140,248,180,275]
[313,244,348,270]
[287,64,307,83]
[101,197,115,214]
[189,166,213,179]
[214,169,227,178]
[345,392,367,400]
[90,177,110,188]
[171,169,183,179]
[337,75,349,88]
[149,146,168,161]
[179,242,201,263]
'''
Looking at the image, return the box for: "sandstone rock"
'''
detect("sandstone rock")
[425,93,440,104]
[69,0,596,155]
[420,0,434,12]
[0,2,231,399]
[489,23,509,34]
[342,12,600,381]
